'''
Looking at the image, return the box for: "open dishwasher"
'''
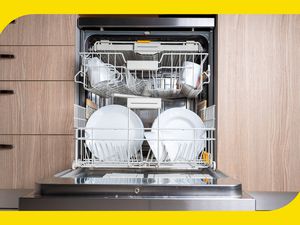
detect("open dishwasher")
[19,16,255,210]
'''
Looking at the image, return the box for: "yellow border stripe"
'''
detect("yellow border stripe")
[0,194,299,225]
[1,0,300,31]
[0,0,300,224]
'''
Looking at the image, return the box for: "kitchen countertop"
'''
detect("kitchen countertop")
[0,189,32,209]
[250,192,298,210]
[0,189,298,210]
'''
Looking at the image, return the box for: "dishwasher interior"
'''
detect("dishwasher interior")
[20,16,255,210]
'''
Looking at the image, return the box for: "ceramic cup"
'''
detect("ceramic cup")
[181,61,202,88]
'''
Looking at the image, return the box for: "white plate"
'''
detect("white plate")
[85,105,144,161]
[144,132,168,161]
[152,108,206,161]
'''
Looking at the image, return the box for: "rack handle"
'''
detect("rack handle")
[202,71,210,85]
[0,144,14,150]
[0,54,15,59]
[0,90,14,95]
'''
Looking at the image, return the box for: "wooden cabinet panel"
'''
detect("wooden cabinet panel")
[0,81,74,134]
[0,46,75,80]
[39,135,74,179]
[0,135,73,189]
[0,135,39,188]
[217,15,300,191]
[0,15,76,46]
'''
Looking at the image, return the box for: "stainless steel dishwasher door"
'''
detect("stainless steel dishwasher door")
[19,168,255,210]
[19,192,255,210]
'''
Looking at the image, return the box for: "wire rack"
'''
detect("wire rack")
[74,41,210,98]
[73,103,216,170]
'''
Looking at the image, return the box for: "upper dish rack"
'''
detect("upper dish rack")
[75,40,210,98]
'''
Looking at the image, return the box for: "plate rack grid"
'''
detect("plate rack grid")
[73,104,216,170]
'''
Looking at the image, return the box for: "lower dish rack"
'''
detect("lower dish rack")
[73,99,216,170]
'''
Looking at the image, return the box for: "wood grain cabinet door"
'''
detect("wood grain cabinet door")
[0,81,74,134]
[0,46,75,80]
[0,135,73,189]
[0,15,76,45]
[39,135,74,179]
[0,135,40,188]
[217,15,300,191]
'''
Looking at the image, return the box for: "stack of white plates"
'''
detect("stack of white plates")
[85,105,144,161]
[146,108,206,162]
[85,105,206,163]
